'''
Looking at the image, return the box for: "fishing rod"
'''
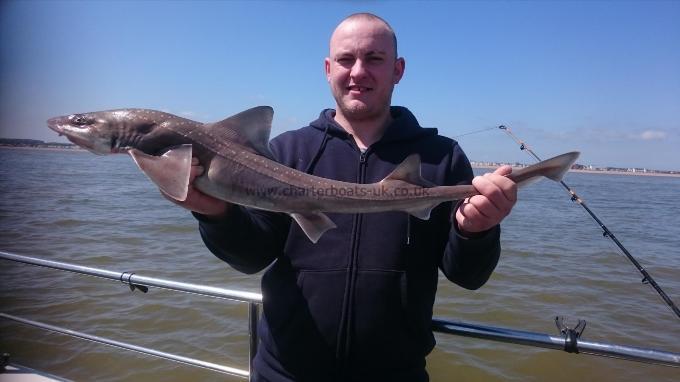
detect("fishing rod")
[497,125,680,320]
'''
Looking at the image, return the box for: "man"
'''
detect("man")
[172,13,516,382]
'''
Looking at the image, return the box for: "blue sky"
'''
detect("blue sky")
[1,1,678,170]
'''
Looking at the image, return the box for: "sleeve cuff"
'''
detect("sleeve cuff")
[452,219,498,240]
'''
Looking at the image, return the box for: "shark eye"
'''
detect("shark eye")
[71,115,92,126]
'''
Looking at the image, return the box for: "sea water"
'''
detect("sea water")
[1,148,678,381]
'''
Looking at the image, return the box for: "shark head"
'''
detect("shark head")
[47,109,159,155]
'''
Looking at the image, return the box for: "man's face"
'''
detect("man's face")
[325,19,405,122]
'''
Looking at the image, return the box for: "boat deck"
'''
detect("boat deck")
[0,364,69,382]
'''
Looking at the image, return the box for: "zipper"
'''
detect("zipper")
[336,147,369,372]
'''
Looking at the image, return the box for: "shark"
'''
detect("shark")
[47,106,579,243]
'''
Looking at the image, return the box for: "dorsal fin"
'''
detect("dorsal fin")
[380,154,436,188]
[206,106,275,158]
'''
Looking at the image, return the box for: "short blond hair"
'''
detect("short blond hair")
[336,13,398,58]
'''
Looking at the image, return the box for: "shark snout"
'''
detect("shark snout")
[47,117,65,135]
[45,114,111,154]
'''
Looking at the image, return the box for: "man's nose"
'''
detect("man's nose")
[350,59,368,79]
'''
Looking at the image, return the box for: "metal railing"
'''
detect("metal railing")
[431,319,679,367]
[1,250,678,381]
[0,250,261,380]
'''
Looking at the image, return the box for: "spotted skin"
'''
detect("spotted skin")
[48,106,579,242]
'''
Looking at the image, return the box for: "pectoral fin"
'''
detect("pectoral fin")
[129,144,193,201]
[290,212,337,243]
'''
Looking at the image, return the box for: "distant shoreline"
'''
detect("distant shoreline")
[567,169,680,178]
[2,145,678,178]
[0,145,86,153]
[472,164,680,178]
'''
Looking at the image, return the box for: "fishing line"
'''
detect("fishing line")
[498,125,680,320]
[451,126,498,139]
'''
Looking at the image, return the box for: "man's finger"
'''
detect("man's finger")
[472,176,507,210]
[466,195,498,219]
[480,172,517,203]
[456,198,493,233]
[190,165,204,182]
[493,165,512,176]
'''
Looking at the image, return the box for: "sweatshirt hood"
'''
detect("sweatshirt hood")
[309,106,438,143]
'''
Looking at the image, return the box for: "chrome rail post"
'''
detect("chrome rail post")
[248,302,259,382]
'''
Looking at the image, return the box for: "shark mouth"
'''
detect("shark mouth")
[46,117,97,150]
[46,117,65,136]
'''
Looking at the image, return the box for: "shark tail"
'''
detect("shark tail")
[507,151,580,186]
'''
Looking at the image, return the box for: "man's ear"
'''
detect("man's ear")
[394,57,405,84]
[324,57,331,82]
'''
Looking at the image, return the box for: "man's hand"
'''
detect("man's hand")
[455,165,517,235]
[160,157,231,218]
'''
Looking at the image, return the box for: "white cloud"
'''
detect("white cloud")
[249,94,267,102]
[638,130,666,140]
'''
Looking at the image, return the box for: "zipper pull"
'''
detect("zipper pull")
[406,214,411,245]
[359,150,368,164]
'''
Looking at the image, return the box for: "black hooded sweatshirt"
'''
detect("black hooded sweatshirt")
[195,107,501,381]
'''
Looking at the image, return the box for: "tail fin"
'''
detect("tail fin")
[507,151,580,186]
